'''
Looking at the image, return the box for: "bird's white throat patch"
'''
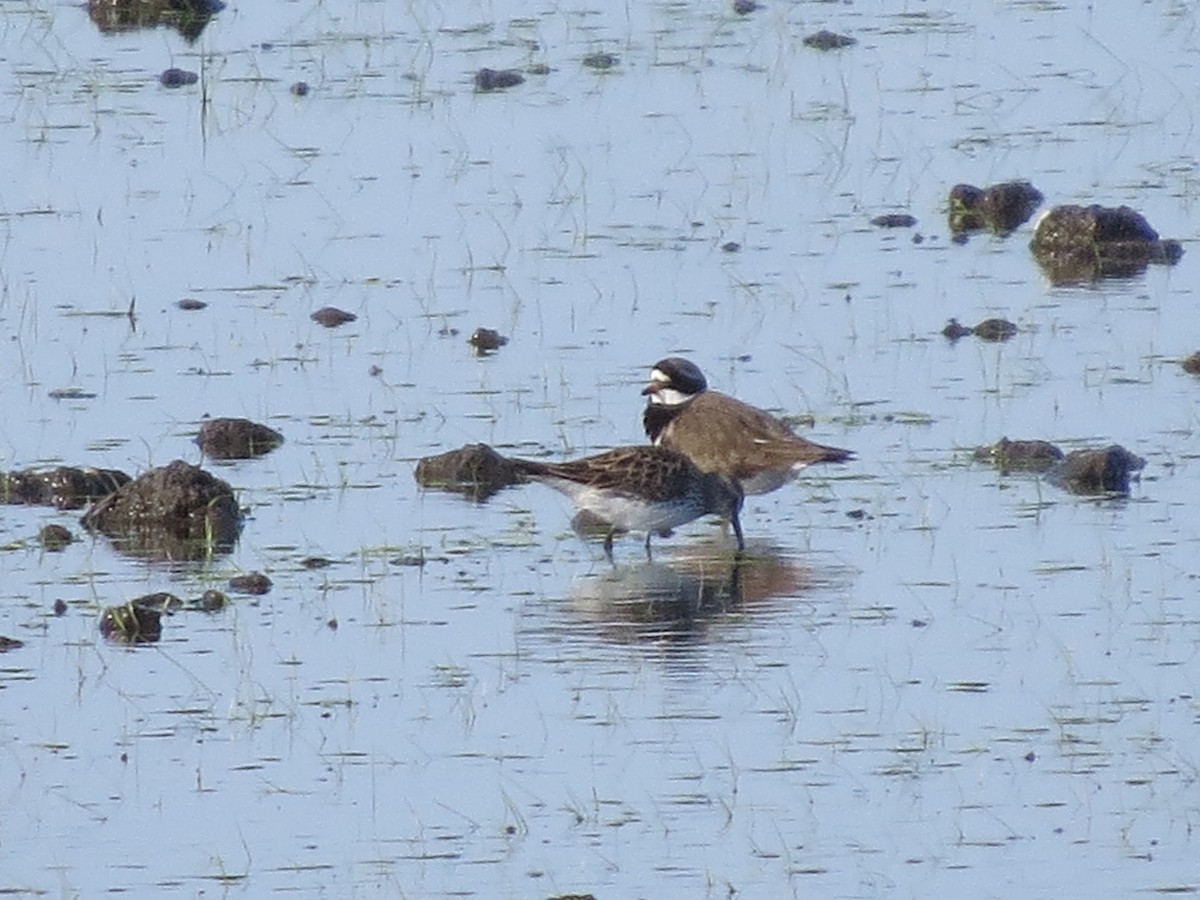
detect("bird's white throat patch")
[647,369,694,407]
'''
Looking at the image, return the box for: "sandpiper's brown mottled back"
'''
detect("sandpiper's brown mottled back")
[510,445,743,559]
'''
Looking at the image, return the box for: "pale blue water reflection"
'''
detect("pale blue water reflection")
[1,0,1198,897]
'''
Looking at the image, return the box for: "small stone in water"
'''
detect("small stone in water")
[160,68,199,88]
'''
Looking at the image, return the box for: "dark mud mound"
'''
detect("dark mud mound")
[1052,445,1145,496]
[99,593,178,644]
[1030,204,1183,284]
[99,589,230,643]
[474,68,524,91]
[975,439,1144,495]
[196,417,283,460]
[468,327,508,354]
[942,318,1017,343]
[228,571,273,595]
[82,460,242,560]
[1,466,130,510]
[88,0,224,42]
[949,181,1043,237]
[414,443,521,501]
[973,438,1064,474]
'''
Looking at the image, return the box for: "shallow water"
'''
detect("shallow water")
[1,1,1198,897]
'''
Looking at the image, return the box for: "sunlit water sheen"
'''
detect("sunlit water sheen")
[1,1,1197,896]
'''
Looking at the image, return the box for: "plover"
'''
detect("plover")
[642,356,852,495]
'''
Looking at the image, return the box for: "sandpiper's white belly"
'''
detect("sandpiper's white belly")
[549,482,700,534]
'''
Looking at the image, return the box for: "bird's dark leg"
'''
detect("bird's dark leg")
[730,504,745,555]
[643,530,653,561]
[603,529,616,564]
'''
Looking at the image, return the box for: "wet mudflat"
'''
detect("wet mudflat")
[1,1,1198,897]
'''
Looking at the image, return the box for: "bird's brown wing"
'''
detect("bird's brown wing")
[661,391,851,480]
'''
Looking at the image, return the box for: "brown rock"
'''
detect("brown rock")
[196,417,283,460]
[414,443,521,500]
[81,460,242,560]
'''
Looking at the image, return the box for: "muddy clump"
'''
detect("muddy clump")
[81,460,242,560]
[474,68,524,91]
[974,438,1064,474]
[871,213,918,229]
[975,438,1144,494]
[949,181,1043,237]
[414,443,521,500]
[1052,445,1145,495]
[196,417,284,460]
[311,306,357,327]
[159,68,198,87]
[582,52,619,71]
[88,0,224,42]
[1,466,130,510]
[942,318,973,341]
[942,318,1017,342]
[1030,204,1183,284]
[229,571,272,595]
[99,594,179,643]
[38,524,75,551]
[1182,352,1200,375]
[803,30,856,50]
[468,327,508,354]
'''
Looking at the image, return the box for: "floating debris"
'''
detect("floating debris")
[100,596,174,643]
[871,213,917,229]
[720,241,741,253]
[1181,352,1200,375]
[38,524,74,551]
[582,52,619,71]
[941,318,974,341]
[1052,445,1145,495]
[942,318,1017,342]
[48,387,97,400]
[88,0,224,42]
[1030,204,1183,284]
[290,81,310,97]
[159,67,199,88]
[311,306,357,327]
[1,466,130,510]
[176,297,207,311]
[195,590,230,612]
[972,318,1017,342]
[414,443,522,501]
[948,181,1043,237]
[474,68,525,92]
[301,556,333,569]
[468,327,508,354]
[228,571,272,595]
[973,438,1064,474]
[0,636,24,652]
[733,0,761,14]
[803,30,856,50]
[975,438,1144,494]
[81,460,242,560]
[196,417,284,460]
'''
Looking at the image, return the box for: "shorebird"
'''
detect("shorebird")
[642,356,852,495]
[510,445,744,559]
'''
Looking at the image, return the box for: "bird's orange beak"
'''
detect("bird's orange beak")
[641,382,661,397]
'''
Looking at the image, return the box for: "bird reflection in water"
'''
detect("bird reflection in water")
[562,541,834,648]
